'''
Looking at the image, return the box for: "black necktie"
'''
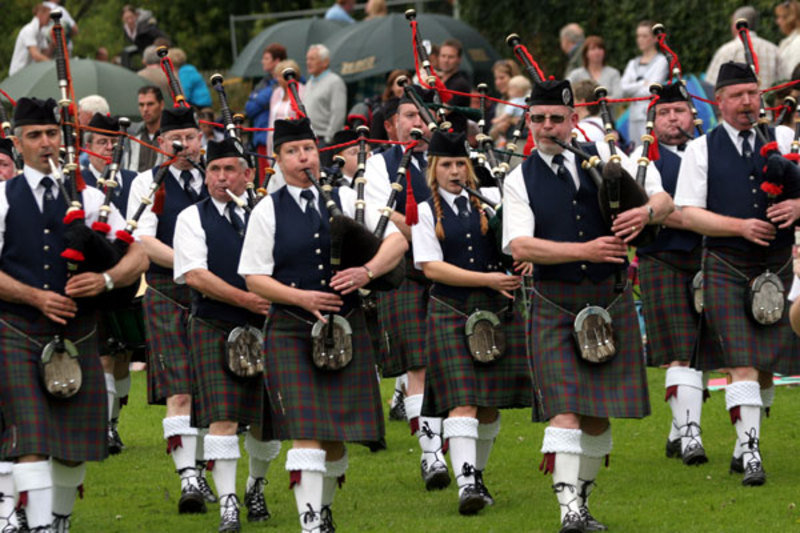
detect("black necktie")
[300,189,320,229]
[552,154,576,194]
[739,130,753,159]
[677,143,687,152]
[454,196,470,228]
[181,170,199,203]
[226,201,245,237]
[41,177,60,227]
[412,152,427,172]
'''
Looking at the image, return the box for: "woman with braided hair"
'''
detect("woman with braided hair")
[410,130,533,516]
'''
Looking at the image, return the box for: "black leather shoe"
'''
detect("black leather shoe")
[196,466,218,504]
[742,461,766,486]
[729,455,744,474]
[178,484,207,514]
[474,470,494,506]
[681,442,708,466]
[580,506,608,531]
[320,505,336,533]
[218,495,241,532]
[243,478,271,522]
[559,510,586,533]
[665,438,681,459]
[458,485,486,516]
[107,426,122,456]
[421,457,451,490]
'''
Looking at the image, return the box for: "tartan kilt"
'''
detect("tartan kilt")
[143,273,193,405]
[376,277,429,377]
[0,313,107,462]
[698,247,800,374]
[638,249,703,366]
[263,308,384,442]
[188,317,266,429]
[421,290,533,417]
[529,278,650,420]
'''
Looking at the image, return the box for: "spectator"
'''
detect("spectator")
[0,139,15,181]
[245,43,287,172]
[438,39,472,108]
[121,4,170,56]
[621,20,668,146]
[304,44,348,145]
[705,6,782,89]
[325,0,356,23]
[136,45,171,100]
[9,3,51,76]
[197,108,224,151]
[370,69,410,140]
[95,47,110,62]
[43,0,78,53]
[488,59,521,140]
[567,35,622,99]
[560,23,585,78]
[77,95,111,168]
[267,59,305,156]
[775,1,800,79]
[365,0,388,19]
[168,47,212,109]
[124,85,165,172]
[491,75,530,144]
[573,79,606,143]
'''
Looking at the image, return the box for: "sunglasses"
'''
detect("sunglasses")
[530,114,567,124]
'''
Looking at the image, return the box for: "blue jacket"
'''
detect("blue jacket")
[179,64,212,108]
[245,76,277,148]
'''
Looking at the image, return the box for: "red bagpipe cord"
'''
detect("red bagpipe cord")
[742,27,760,74]
[287,80,306,119]
[409,21,452,103]
[656,34,682,79]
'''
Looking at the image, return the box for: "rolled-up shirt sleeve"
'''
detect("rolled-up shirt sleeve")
[411,202,442,268]
[502,164,534,254]
[173,206,207,284]
[674,135,709,208]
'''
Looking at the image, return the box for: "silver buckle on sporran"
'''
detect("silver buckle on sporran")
[691,270,703,314]
[746,271,785,326]
[41,336,82,399]
[465,309,505,363]
[572,305,616,364]
[225,326,264,378]
[311,315,353,371]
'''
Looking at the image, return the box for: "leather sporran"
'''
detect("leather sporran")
[572,305,616,364]
[225,326,264,378]
[691,270,704,314]
[41,336,82,399]
[465,310,505,363]
[311,315,353,371]
[746,271,785,326]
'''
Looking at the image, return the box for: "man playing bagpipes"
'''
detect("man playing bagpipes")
[502,79,672,533]
[0,97,147,531]
[173,138,282,531]
[126,107,217,513]
[674,62,800,486]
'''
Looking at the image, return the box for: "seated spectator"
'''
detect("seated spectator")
[9,3,51,76]
[122,4,169,55]
[490,75,530,144]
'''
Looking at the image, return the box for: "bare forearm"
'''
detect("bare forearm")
[106,242,148,287]
[681,207,744,237]
[140,236,174,268]
[186,269,251,308]
[647,192,674,224]
[422,261,493,288]
[510,236,585,264]
[245,274,304,306]
[791,297,800,337]
[367,233,407,277]
[391,212,412,240]
[0,271,43,307]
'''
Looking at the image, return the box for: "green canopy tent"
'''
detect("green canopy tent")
[0,59,151,119]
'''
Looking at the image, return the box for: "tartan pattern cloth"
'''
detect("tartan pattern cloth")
[188,317,265,428]
[143,273,193,405]
[0,313,107,462]
[376,277,429,377]
[263,308,384,442]
[698,247,800,374]
[421,290,533,417]
[638,249,703,366]
[529,278,651,420]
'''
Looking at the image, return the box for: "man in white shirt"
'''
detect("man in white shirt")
[675,61,800,486]
[9,4,51,76]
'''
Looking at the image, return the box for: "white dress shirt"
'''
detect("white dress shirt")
[501,144,664,254]
[173,194,248,284]
[0,165,127,255]
[363,148,426,220]
[674,122,794,209]
[238,184,398,277]
[126,166,203,238]
[412,187,501,269]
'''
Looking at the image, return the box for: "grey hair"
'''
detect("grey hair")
[142,45,160,66]
[733,6,758,28]
[309,44,330,62]
[559,23,584,44]
[78,95,110,115]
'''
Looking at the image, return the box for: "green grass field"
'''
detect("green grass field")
[73,369,800,532]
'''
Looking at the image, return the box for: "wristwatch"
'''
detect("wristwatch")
[362,265,374,280]
[646,205,655,222]
[102,272,115,292]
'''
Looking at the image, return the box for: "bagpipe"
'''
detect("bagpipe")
[405,9,449,124]
[0,93,23,174]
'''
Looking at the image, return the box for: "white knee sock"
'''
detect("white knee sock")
[405,394,446,467]
[322,450,348,508]
[476,415,501,472]
[286,449,326,532]
[444,417,479,495]
[51,461,86,518]
[104,373,116,424]
[205,435,240,499]
[542,427,582,521]
[245,433,281,491]
[665,367,705,453]
[13,461,51,529]
[578,428,612,510]
[726,381,763,465]
[163,416,199,487]
[0,463,16,530]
